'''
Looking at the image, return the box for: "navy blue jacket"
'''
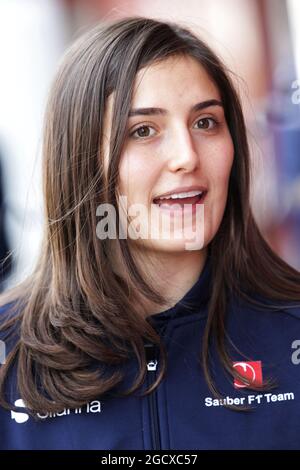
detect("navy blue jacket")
[1,256,300,450]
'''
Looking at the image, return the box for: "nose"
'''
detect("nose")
[167,124,199,173]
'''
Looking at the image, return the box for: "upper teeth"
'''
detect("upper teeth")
[158,190,203,200]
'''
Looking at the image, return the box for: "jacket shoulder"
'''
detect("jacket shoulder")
[0,300,21,357]
[0,300,20,325]
[280,303,300,321]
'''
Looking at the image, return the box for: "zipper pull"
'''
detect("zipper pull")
[147,359,158,372]
[144,342,158,371]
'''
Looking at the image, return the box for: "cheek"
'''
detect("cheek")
[204,137,234,189]
[118,150,162,200]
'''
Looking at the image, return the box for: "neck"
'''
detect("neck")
[131,245,208,317]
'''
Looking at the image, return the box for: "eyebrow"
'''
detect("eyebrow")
[128,99,223,117]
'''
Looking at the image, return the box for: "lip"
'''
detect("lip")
[157,191,207,216]
[153,185,208,201]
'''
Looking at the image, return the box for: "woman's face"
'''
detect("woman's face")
[103,55,234,253]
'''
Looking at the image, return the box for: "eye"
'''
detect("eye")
[129,125,156,139]
[194,117,218,130]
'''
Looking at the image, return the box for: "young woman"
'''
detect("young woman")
[0,16,300,450]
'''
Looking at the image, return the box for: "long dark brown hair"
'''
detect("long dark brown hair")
[0,16,299,415]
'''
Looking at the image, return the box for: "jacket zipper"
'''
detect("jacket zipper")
[145,342,161,450]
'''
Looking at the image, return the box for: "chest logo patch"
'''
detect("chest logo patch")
[233,361,263,388]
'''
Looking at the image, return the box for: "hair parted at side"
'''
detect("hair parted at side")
[0,16,299,414]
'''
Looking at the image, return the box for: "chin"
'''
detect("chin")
[134,237,207,253]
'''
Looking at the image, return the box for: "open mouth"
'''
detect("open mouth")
[153,190,207,211]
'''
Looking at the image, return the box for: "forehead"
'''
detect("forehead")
[102,55,221,139]
[131,55,221,106]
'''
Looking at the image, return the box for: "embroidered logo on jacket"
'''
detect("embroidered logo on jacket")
[10,398,102,424]
[11,399,29,424]
[233,361,263,388]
